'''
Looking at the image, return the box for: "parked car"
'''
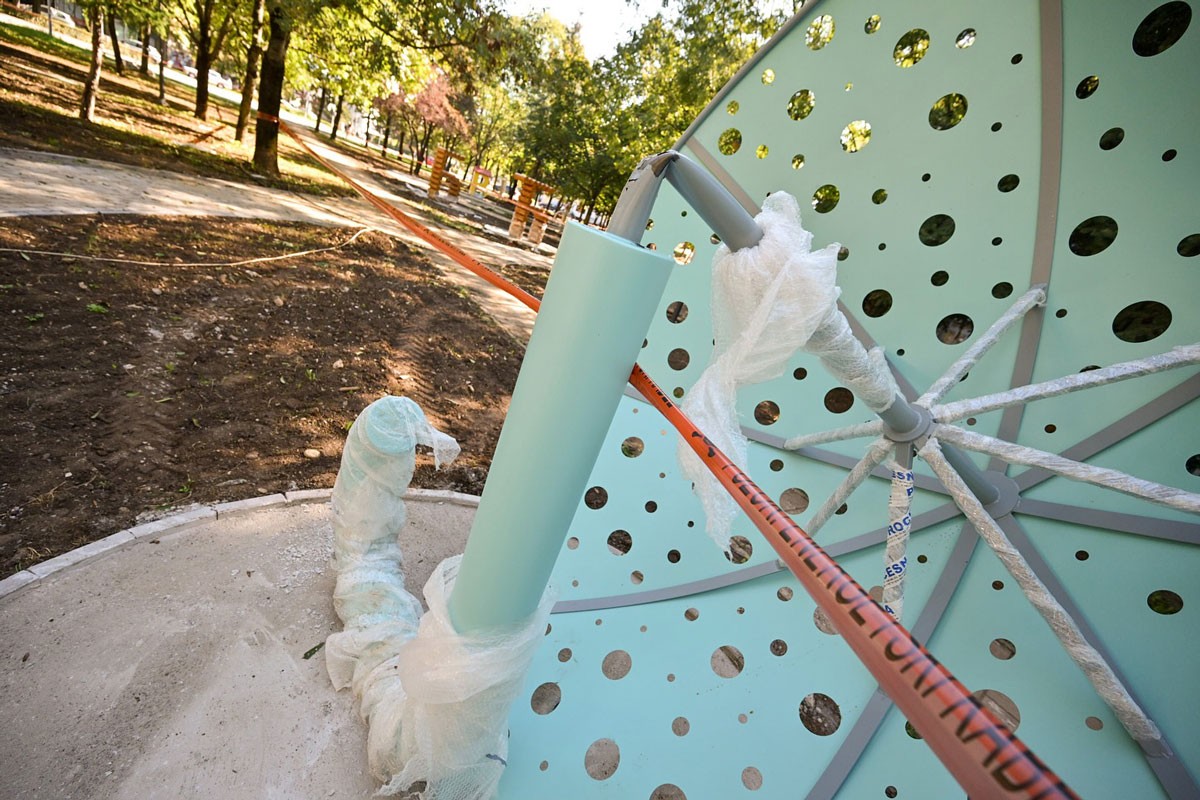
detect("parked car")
[41,7,75,27]
[121,39,161,63]
[207,70,232,90]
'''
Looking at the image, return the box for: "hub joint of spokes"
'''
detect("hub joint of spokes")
[880,401,933,443]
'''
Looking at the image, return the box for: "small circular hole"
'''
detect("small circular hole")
[992,282,1013,298]
[769,459,784,472]
[1099,127,1125,150]
[862,289,893,317]
[770,639,788,656]
[725,535,754,564]
[1086,716,1104,731]
[684,607,699,621]
[667,549,681,563]
[1162,148,1178,162]
[754,400,781,425]
[824,387,855,413]
[585,486,608,509]
[777,587,794,602]
[1076,550,1090,560]
[936,313,975,344]
[931,270,949,286]
[799,693,842,735]
[989,638,1016,660]
[531,682,562,715]
[1076,75,1099,99]
[668,348,691,370]
[992,580,1005,590]
[794,367,808,380]
[607,530,633,556]
[665,301,689,323]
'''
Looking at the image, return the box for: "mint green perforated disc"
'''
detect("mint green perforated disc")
[498,1,1199,797]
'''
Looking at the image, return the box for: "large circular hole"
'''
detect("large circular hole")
[711,645,745,678]
[754,400,780,425]
[585,486,608,509]
[894,29,930,67]
[607,529,632,555]
[649,785,687,800]
[824,387,855,413]
[1112,300,1172,342]
[718,128,742,155]
[806,14,836,50]
[989,638,1017,660]
[814,606,839,635]
[531,682,562,714]
[725,535,753,564]
[1148,589,1183,614]
[841,120,872,152]
[672,716,690,736]
[672,242,695,264]
[1069,216,1118,255]
[972,689,1021,732]
[602,650,632,680]
[813,184,840,213]
[997,174,1020,192]
[936,313,975,344]
[621,437,644,457]
[862,289,893,317]
[919,214,956,246]
[584,738,620,780]
[788,89,816,120]
[665,301,689,323]
[799,692,842,735]
[929,93,968,130]
[668,348,691,370]
[780,487,810,514]
[1177,233,1200,256]
[1099,127,1125,150]
[1133,2,1192,57]
[1187,454,1200,476]
[1076,75,1100,98]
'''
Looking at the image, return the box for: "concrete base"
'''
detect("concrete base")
[0,493,476,799]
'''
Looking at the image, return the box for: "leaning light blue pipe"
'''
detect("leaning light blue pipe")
[448,223,674,633]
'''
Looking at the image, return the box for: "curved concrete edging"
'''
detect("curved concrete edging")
[0,487,481,600]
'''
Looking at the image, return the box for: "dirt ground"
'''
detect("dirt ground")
[0,215,535,577]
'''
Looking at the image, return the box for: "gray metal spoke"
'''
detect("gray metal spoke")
[1017,499,1200,546]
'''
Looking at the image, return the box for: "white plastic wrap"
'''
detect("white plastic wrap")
[678,192,840,548]
[882,462,914,621]
[325,396,551,799]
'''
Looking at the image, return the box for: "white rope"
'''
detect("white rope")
[919,438,1164,751]
[804,305,900,413]
[783,420,885,450]
[917,284,1047,406]
[882,460,914,621]
[934,424,1200,514]
[805,437,892,537]
[933,344,1200,423]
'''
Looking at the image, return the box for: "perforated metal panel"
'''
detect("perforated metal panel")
[499,1,1199,797]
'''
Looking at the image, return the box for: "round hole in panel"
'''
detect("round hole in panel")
[672,241,696,264]
[894,29,930,67]
[794,367,808,380]
[711,645,745,678]
[917,554,928,563]
[1187,454,1200,476]
[667,549,681,563]
[770,459,784,472]
[993,580,1005,590]
[726,535,754,564]
[905,721,923,739]
[726,101,739,115]
[539,761,549,771]
[838,246,850,261]
[800,692,842,735]
[991,121,1003,132]
[1045,423,1058,433]
[863,289,893,317]
[972,689,1021,732]
[602,650,632,680]
[1177,234,1200,256]
[885,788,899,799]
[814,606,839,635]
[770,639,788,656]
[989,638,1017,660]
[865,14,881,34]
[665,301,689,323]
[1133,2,1192,57]
[1086,716,1104,731]
[755,144,769,159]
[836,502,849,515]
[645,501,657,513]
[650,785,687,800]
[1076,550,1090,560]
[585,486,608,509]
[841,120,872,152]
[567,536,580,550]
[1099,127,1125,150]
[992,236,1004,246]
[936,313,975,344]
[791,154,806,169]
[931,270,949,286]
[672,716,690,736]
[919,213,956,245]
[878,243,887,251]
[761,68,775,85]
[872,188,888,204]
[621,437,645,457]
[741,767,764,791]
[921,172,932,182]
[558,647,572,662]
[956,28,976,48]
[607,529,632,555]
[718,128,742,155]
[754,400,781,425]
[929,94,968,130]
[1011,53,1024,64]
[813,184,840,213]
[788,89,816,120]
[1069,215,1118,255]
[997,174,1020,192]
[710,233,721,245]
[1112,300,1172,342]
[992,281,1013,298]
[684,607,699,621]
[1163,148,1178,161]
[673,387,685,399]
[666,673,675,682]
[824,387,855,413]
[1148,589,1183,614]
[1076,75,1100,98]
[777,586,794,601]
[668,348,691,370]
[1055,309,1068,319]
[584,738,620,781]
[645,218,654,231]
[806,14,836,50]
[630,570,644,585]
[531,682,562,715]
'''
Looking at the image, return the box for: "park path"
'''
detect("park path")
[0,138,546,342]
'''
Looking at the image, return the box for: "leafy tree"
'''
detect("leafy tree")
[79,2,105,122]
[234,0,266,140]
[175,0,243,119]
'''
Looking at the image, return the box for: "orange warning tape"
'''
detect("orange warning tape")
[260,112,1078,799]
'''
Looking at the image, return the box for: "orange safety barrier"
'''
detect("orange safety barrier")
[257,112,1078,799]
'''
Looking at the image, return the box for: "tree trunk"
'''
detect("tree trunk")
[380,111,392,156]
[33,0,43,14]
[330,94,344,141]
[252,2,290,176]
[156,30,166,104]
[314,86,327,132]
[80,5,103,122]
[194,29,213,120]
[139,25,151,74]
[107,13,124,76]
[235,0,265,142]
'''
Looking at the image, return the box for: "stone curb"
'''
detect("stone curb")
[0,487,480,601]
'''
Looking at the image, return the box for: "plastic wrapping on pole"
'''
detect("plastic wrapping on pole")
[448,224,674,633]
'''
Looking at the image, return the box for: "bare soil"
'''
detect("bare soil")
[0,215,529,577]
